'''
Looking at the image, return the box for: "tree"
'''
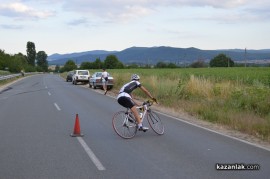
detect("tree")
[190,60,206,68]
[8,56,21,73]
[209,54,234,67]
[0,49,35,72]
[36,51,48,72]
[13,53,28,72]
[104,55,124,69]
[80,62,93,69]
[0,49,8,70]
[55,65,60,73]
[156,61,167,68]
[63,60,77,71]
[92,58,103,69]
[167,62,177,68]
[26,41,36,66]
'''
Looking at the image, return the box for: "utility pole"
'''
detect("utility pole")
[245,48,247,67]
[184,53,186,68]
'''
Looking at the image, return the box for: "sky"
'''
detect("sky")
[0,0,270,56]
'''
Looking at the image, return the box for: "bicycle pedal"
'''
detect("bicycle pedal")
[138,127,148,132]
[128,118,135,123]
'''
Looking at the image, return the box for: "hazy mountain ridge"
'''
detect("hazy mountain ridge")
[48,50,116,61]
[48,46,270,65]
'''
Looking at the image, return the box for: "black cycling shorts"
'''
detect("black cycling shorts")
[117,96,135,109]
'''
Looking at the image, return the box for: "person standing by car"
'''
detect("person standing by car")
[101,68,109,95]
[117,74,156,131]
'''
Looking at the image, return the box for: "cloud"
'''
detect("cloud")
[0,2,55,20]
[62,0,155,22]
[1,0,269,24]
[67,18,89,26]
[187,0,247,8]
[58,0,270,23]
[0,24,23,29]
[244,6,270,22]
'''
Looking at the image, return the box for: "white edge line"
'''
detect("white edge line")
[54,103,61,111]
[77,137,106,171]
[155,111,270,152]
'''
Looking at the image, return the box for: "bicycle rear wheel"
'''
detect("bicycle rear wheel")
[112,111,137,139]
[147,110,164,135]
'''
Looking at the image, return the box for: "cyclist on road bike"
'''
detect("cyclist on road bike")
[117,74,156,131]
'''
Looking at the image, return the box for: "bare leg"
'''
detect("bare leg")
[104,83,107,91]
[103,82,107,94]
[130,106,141,124]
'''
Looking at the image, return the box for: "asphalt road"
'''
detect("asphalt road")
[0,74,269,179]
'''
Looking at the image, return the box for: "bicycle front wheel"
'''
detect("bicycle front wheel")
[147,111,164,135]
[112,111,137,139]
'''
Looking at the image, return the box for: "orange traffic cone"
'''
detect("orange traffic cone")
[70,114,84,137]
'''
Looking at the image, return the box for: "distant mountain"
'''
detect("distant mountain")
[48,50,117,61]
[48,46,270,65]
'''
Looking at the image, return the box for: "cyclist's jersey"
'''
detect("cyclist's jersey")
[117,80,141,99]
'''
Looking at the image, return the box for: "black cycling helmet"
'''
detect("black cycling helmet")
[131,74,140,81]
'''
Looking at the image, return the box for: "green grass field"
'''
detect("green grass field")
[88,67,270,141]
[99,67,270,86]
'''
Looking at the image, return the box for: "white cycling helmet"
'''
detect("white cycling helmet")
[131,74,140,81]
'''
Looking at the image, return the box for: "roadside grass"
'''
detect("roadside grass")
[0,78,21,87]
[62,67,270,141]
[0,71,17,87]
[107,67,270,142]
[0,70,10,75]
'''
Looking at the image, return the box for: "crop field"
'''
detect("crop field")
[89,67,270,141]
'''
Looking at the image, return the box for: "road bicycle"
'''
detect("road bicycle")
[112,99,164,139]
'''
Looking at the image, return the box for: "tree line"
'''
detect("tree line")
[57,55,125,72]
[1,41,241,74]
[0,41,48,73]
[58,53,237,72]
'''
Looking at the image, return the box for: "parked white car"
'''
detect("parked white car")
[72,70,90,85]
[89,72,114,89]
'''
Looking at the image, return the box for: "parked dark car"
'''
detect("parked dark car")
[89,72,114,89]
[66,71,74,82]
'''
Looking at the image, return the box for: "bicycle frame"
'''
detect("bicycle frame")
[136,103,149,124]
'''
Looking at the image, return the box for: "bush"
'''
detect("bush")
[210,54,234,67]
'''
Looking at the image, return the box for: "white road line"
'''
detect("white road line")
[48,92,51,96]
[155,111,270,152]
[77,137,106,171]
[54,103,61,111]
